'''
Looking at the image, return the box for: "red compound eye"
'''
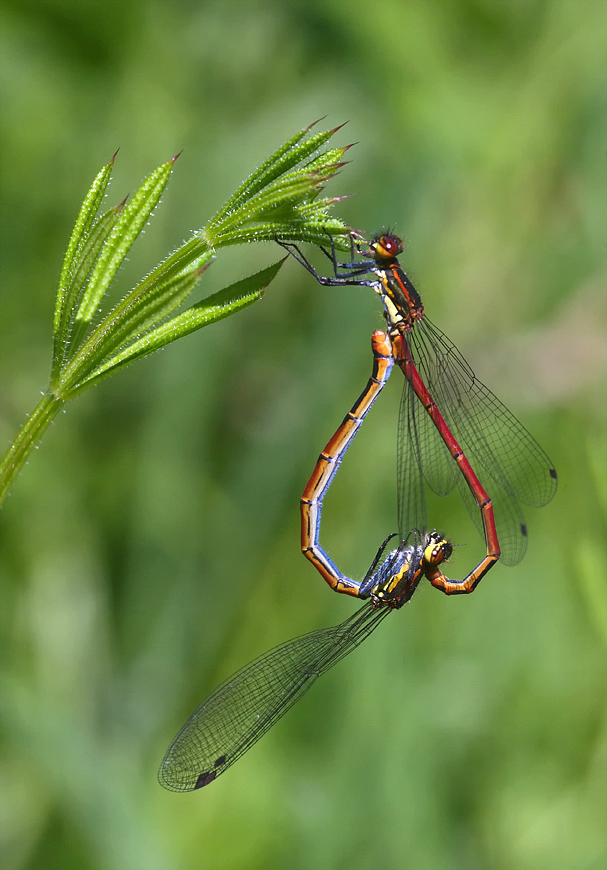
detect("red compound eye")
[373,233,404,259]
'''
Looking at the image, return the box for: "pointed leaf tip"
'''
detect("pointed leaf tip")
[196,260,214,277]
[313,161,349,178]
[305,116,327,131]
[329,121,349,134]
[171,151,183,163]
[110,148,120,164]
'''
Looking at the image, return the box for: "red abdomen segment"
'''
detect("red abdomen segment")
[392,333,501,593]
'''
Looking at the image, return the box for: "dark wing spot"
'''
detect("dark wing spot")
[550,468,558,479]
[214,755,226,768]
[195,770,217,789]
[521,523,528,537]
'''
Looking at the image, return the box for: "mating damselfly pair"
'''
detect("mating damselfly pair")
[158,229,557,791]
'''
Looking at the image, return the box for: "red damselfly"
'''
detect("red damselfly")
[279,233,557,566]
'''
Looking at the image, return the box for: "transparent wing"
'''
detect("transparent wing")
[448,452,529,565]
[159,602,391,792]
[398,373,528,565]
[405,318,557,565]
[414,318,557,506]
[397,378,454,538]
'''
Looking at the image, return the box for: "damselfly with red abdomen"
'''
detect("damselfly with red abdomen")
[279,233,557,567]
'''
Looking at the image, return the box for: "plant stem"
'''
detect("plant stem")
[0,393,64,507]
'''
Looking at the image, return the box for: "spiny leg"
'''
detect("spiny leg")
[277,238,376,286]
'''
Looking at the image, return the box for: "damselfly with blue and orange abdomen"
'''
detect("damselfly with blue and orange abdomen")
[158,529,451,791]
[157,317,505,791]
[158,325,501,791]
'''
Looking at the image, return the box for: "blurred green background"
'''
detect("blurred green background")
[1,1,606,868]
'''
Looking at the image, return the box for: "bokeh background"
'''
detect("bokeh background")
[1,1,606,868]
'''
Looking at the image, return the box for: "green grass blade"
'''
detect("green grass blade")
[53,154,116,336]
[208,122,346,232]
[66,260,284,395]
[52,203,124,376]
[75,259,213,369]
[75,157,177,324]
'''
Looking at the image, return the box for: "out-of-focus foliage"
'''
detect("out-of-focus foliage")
[0,2,605,869]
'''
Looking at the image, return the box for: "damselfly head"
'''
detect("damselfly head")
[370,233,404,261]
[423,532,453,566]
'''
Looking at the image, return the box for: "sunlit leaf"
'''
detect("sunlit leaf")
[75,157,178,324]
[68,260,284,395]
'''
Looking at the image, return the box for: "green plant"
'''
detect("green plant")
[0,121,351,506]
